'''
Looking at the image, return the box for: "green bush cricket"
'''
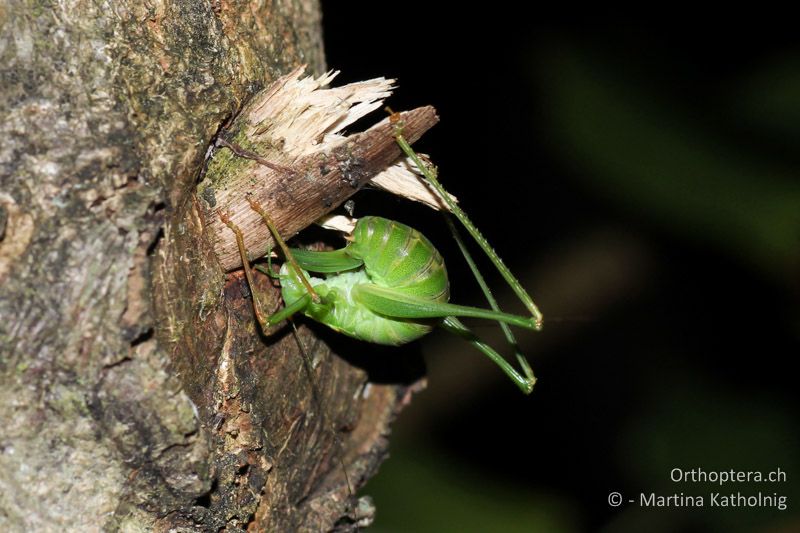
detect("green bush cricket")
[218,118,543,394]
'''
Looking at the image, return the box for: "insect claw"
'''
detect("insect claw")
[523,379,535,394]
[246,197,264,213]
[386,106,404,131]
[519,317,543,331]
[217,209,233,227]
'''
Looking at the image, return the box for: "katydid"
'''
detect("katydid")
[219,128,542,394]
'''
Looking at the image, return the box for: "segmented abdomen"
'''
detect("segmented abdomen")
[348,216,450,303]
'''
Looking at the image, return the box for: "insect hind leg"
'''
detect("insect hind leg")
[391,123,543,330]
[443,214,536,388]
[440,317,536,394]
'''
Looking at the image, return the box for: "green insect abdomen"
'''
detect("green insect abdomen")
[279,217,449,346]
[348,216,450,303]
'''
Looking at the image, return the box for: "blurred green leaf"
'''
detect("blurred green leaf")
[364,441,579,533]
[537,44,800,279]
[733,51,800,141]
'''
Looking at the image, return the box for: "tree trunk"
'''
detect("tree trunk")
[0,2,418,531]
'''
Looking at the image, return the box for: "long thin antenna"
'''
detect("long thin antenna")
[288,321,356,525]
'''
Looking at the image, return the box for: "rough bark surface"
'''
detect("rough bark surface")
[0,2,417,531]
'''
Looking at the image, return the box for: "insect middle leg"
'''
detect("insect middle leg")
[218,203,318,332]
[218,206,356,508]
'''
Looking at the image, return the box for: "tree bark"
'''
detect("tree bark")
[0,2,420,531]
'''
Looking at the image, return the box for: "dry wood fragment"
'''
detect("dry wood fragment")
[198,68,440,270]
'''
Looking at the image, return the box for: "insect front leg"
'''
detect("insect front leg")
[219,200,336,332]
[245,198,320,304]
[218,210,275,332]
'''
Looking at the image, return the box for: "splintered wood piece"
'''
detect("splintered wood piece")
[371,156,459,211]
[204,106,438,271]
[199,67,439,271]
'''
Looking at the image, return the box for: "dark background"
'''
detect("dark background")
[320,7,799,532]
